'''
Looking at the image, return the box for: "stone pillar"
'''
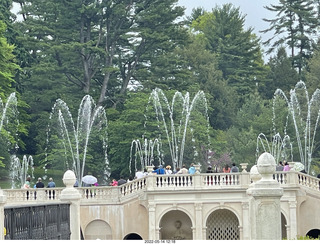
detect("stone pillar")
[241,202,250,240]
[288,200,297,239]
[60,170,81,240]
[247,152,283,240]
[0,189,6,240]
[148,203,156,239]
[194,203,203,240]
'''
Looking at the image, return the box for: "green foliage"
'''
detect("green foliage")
[262,0,320,76]
[107,92,151,179]
[295,235,320,240]
[226,94,273,167]
[191,4,268,104]
[260,47,299,99]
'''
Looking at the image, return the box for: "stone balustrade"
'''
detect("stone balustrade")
[2,171,319,207]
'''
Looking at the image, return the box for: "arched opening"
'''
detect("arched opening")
[206,209,240,240]
[124,233,143,240]
[159,210,193,240]
[84,220,112,240]
[306,229,320,239]
[281,213,287,239]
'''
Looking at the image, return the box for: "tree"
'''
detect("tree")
[226,93,273,167]
[305,42,320,93]
[191,4,267,104]
[174,34,238,130]
[262,0,320,76]
[13,0,189,165]
[0,20,18,97]
[260,47,299,99]
[14,0,188,107]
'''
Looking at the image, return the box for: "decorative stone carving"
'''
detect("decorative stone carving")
[249,165,261,185]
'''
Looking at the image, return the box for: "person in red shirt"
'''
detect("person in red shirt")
[223,164,231,173]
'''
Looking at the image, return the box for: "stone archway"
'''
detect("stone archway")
[159,210,193,240]
[206,209,240,240]
[124,233,143,240]
[84,220,112,240]
[306,229,320,239]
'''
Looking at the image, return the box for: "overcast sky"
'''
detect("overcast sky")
[177,0,280,60]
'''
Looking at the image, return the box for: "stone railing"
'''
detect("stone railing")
[2,171,319,206]
[4,188,63,204]
[297,172,320,191]
[119,177,147,197]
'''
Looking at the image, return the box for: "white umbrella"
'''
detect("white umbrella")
[293,162,305,172]
[82,175,97,184]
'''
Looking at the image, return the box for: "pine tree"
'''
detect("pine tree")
[262,0,319,76]
[191,4,267,104]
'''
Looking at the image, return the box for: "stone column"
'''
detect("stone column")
[288,200,297,239]
[148,203,156,240]
[241,202,250,240]
[247,152,283,240]
[0,189,6,240]
[60,170,82,240]
[194,203,203,239]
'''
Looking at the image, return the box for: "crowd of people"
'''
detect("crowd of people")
[23,177,56,189]
[108,162,242,187]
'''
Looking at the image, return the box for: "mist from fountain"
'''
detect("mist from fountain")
[273,81,320,174]
[46,95,109,185]
[129,137,162,174]
[10,155,34,189]
[145,88,210,171]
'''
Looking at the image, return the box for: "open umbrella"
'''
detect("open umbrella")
[293,162,304,172]
[82,175,97,184]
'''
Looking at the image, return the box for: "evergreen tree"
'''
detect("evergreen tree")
[191,4,267,104]
[260,47,299,99]
[262,0,319,76]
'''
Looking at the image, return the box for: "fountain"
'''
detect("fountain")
[10,155,34,189]
[273,81,320,174]
[145,88,210,171]
[0,92,18,132]
[46,95,109,185]
[256,133,293,164]
[129,137,162,174]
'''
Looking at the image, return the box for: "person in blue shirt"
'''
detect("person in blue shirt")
[188,163,196,175]
[47,177,56,188]
[157,165,166,174]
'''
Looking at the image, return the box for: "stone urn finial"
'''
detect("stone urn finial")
[250,165,261,185]
[63,170,77,188]
[257,152,276,182]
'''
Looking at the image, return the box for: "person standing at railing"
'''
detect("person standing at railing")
[23,176,31,189]
[223,164,231,185]
[165,165,172,174]
[36,178,44,188]
[155,165,166,174]
[276,161,284,171]
[177,165,188,174]
[188,164,196,175]
[223,164,230,173]
[206,166,214,185]
[110,179,118,186]
[47,178,56,188]
[47,177,56,200]
[230,163,239,173]
[135,170,144,179]
[283,162,290,171]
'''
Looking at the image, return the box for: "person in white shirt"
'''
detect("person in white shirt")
[166,165,173,174]
[135,170,144,179]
